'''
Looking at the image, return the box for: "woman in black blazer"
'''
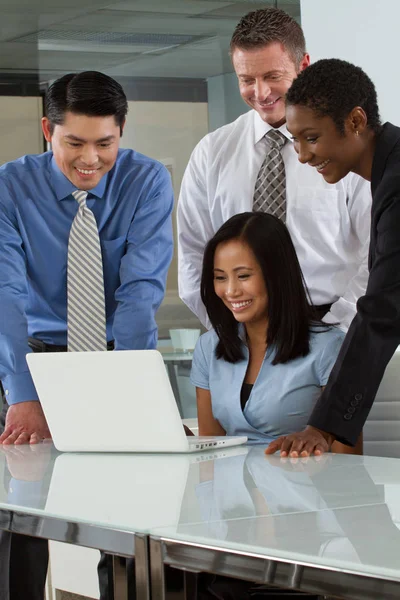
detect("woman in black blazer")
[266,58,400,457]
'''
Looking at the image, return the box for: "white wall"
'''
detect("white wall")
[300,0,400,124]
[207,72,249,132]
[122,101,209,293]
[49,542,99,599]
[0,97,44,165]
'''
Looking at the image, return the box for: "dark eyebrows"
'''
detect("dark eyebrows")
[64,134,116,143]
[238,70,282,79]
[213,266,254,272]
[97,135,116,143]
[287,126,318,136]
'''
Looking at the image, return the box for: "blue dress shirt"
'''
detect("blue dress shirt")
[191,326,345,444]
[0,149,174,404]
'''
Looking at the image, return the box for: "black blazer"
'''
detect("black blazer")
[309,122,400,445]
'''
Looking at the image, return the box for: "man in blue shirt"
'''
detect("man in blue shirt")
[0,71,173,600]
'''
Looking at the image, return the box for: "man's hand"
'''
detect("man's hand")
[0,401,51,445]
[265,425,335,457]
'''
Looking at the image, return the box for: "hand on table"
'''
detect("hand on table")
[265,425,334,458]
[0,401,51,445]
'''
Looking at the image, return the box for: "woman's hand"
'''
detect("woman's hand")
[265,425,335,457]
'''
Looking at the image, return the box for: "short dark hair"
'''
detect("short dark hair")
[45,71,128,135]
[286,58,381,134]
[201,212,318,365]
[230,8,306,68]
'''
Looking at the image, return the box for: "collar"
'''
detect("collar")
[237,322,274,359]
[252,110,292,146]
[371,122,400,195]
[50,155,108,201]
[238,322,247,344]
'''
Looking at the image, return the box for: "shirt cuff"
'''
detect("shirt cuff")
[322,298,356,332]
[2,372,39,405]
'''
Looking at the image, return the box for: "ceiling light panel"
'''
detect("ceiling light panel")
[39,50,140,70]
[110,0,232,14]
[13,30,202,45]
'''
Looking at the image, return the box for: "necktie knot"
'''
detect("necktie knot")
[72,190,88,208]
[265,129,286,150]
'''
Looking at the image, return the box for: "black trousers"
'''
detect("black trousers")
[197,574,321,599]
[97,550,183,600]
[0,401,49,600]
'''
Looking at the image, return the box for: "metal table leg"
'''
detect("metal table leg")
[112,535,150,600]
[112,555,128,600]
[135,534,151,600]
[150,537,166,600]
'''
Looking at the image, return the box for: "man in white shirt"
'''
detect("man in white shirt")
[178,7,371,331]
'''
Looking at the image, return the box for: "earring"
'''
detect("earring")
[355,130,359,136]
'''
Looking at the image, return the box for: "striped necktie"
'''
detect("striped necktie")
[253,129,287,221]
[67,190,107,352]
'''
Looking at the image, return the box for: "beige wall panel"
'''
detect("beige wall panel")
[122,101,209,293]
[0,96,43,165]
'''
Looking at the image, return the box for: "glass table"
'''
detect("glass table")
[0,443,157,600]
[149,448,400,600]
[2,444,400,600]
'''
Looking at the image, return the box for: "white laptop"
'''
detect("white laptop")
[26,349,247,453]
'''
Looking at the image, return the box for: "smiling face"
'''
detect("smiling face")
[232,42,309,127]
[213,238,268,328]
[42,111,122,190]
[286,104,364,184]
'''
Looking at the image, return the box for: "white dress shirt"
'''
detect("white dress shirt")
[178,110,372,331]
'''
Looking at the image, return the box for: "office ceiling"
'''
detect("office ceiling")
[0,0,300,81]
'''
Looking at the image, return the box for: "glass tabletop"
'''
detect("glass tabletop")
[0,444,251,533]
[148,448,400,583]
[0,443,197,534]
[2,443,400,583]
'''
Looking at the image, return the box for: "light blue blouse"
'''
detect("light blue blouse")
[191,327,345,444]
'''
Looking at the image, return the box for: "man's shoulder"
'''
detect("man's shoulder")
[113,149,172,201]
[116,148,166,175]
[340,169,370,192]
[197,111,253,151]
[294,165,370,200]
[0,152,51,181]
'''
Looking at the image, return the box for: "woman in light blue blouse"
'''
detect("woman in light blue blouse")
[191,212,362,454]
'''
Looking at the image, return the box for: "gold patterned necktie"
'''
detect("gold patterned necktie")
[253,129,287,221]
[67,190,107,352]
